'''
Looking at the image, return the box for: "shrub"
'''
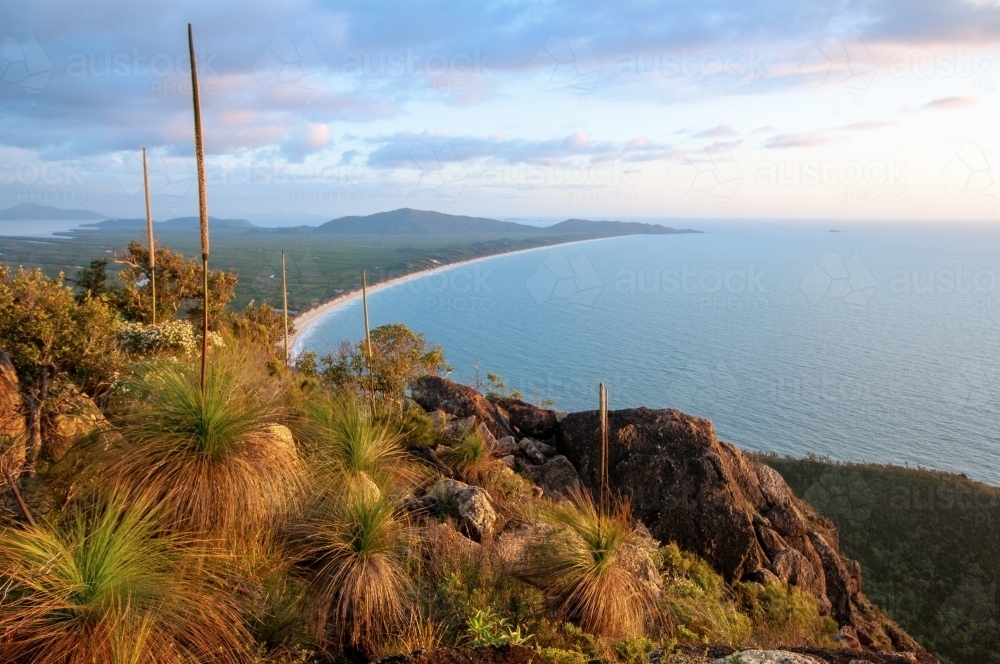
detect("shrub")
[524,492,658,638]
[0,493,249,663]
[117,319,200,356]
[465,607,532,646]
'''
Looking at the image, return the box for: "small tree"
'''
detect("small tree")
[0,266,121,474]
[320,324,448,407]
[224,300,292,352]
[110,241,237,324]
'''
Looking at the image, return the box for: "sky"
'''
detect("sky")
[1,0,1000,224]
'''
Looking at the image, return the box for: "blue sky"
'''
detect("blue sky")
[1,0,999,223]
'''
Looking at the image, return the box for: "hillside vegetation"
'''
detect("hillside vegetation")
[760,454,1000,664]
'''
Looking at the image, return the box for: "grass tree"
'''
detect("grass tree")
[301,391,418,496]
[524,490,658,638]
[302,483,412,657]
[0,493,249,663]
[110,349,302,541]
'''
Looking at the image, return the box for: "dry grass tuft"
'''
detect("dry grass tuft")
[300,391,418,494]
[440,426,498,484]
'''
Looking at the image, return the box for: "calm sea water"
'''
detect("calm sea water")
[298,223,1000,485]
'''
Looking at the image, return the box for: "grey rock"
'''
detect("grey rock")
[497,435,518,455]
[522,455,580,498]
[432,478,498,542]
[519,438,548,464]
[711,651,823,664]
[499,454,517,470]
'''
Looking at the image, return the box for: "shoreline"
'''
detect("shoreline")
[289,235,619,354]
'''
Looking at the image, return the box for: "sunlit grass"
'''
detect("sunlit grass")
[440,426,498,483]
[0,492,249,663]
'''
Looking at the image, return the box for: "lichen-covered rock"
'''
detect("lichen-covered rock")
[431,478,498,542]
[518,437,548,464]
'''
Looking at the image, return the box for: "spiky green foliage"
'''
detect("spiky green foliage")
[0,493,249,663]
[441,427,497,483]
[302,485,412,656]
[524,492,658,639]
[110,349,302,539]
[301,392,416,493]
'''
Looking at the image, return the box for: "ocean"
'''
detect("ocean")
[297,223,1000,485]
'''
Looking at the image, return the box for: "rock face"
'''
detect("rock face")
[0,348,27,463]
[557,406,916,650]
[519,454,580,498]
[412,376,514,440]
[711,652,824,664]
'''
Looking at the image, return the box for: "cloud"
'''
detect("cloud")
[922,95,977,110]
[763,132,831,149]
[364,131,674,168]
[837,121,897,131]
[694,124,737,139]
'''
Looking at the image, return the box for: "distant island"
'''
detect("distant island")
[0,202,108,221]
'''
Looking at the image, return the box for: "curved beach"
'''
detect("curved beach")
[289,236,612,354]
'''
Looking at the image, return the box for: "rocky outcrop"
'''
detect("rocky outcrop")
[557,405,925,655]
[412,377,930,659]
[0,348,27,464]
[412,376,514,440]
[42,390,110,464]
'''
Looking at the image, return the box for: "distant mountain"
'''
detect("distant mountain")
[0,203,107,221]
[307,208,533,235]
[267,208,698,237]
[544,218,699,235]
[78,216,256,233]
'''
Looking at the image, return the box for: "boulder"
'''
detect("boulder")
[771,548,825,600]
[520,454,580,498]
[489,397,559,439]
[411,376,514,440]
[0,348,26,464]
[43,391,109,464]
[495,520,548,568]
[431,478,498,542]
[496,435,518,455]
